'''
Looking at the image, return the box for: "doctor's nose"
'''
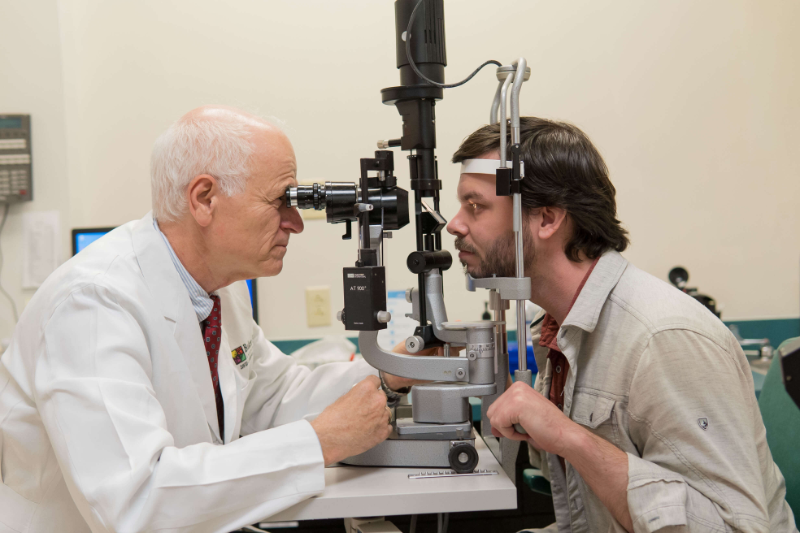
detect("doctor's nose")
[281,205,304,235]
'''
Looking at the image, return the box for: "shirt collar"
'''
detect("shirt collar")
[562,249,628,333]
[539,256,600,351]
[153,217,215,322]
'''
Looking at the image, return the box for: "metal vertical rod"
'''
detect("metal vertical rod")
[511,58,529,375]
[510,58,527,131]
[514,196,526,374]
[417,273,427,325]
[413,190,424,250]
[360,170,370,253]
[414,189,427,326]
[499,74,514,165]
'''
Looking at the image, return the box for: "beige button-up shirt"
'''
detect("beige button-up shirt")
[528,251,797,533]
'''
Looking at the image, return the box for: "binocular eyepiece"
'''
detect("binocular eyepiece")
[286,182,357,212]
[285,181,410,231]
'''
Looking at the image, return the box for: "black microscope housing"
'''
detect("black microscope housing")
[285,0,452,337]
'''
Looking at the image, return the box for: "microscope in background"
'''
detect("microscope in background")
[668,266,721,318]
[669,266,774,362]
[286,0,532,476]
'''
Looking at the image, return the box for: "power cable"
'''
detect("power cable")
[405,0,501,89]
[0,204,19,323]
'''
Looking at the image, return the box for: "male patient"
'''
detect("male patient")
[0,107,414,533]
[448,118,797,532]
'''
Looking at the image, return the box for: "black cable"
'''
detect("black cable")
[409,514,418,533]
[405,0,501,89]
[0,204,19,323]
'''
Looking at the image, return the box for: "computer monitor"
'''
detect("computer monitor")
[245,279,259,324]
[72,227,116,255]
[71,227,259,324]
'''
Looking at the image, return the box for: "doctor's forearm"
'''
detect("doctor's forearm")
[562,426,633,532]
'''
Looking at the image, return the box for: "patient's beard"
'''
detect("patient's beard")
[455,228,534,279]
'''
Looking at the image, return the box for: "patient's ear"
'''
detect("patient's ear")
[536,206,568,241]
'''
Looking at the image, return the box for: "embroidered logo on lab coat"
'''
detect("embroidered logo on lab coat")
[232,339,252,368]
[698,418,709,430]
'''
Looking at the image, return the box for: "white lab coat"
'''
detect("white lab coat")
[0,213,377,533]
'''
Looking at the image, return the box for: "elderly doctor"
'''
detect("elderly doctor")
[0,106,411,533]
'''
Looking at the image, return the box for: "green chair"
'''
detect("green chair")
[523,468,552,496]
[758,338,800,517]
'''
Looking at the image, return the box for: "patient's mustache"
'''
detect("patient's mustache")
[454,238,478,255]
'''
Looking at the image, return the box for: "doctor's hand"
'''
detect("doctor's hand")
[485,381,581,457]
[310,375,392,466]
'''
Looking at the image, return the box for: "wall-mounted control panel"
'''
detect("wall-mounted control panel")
[0,114,32,203]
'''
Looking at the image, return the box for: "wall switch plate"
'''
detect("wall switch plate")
[298,180,326,220]
[305,285,331,327]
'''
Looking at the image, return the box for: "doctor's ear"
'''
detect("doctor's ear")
[187,174,219,227]
[534,206,569,241]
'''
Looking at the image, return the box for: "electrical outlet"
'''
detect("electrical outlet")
[305,286,331,327]
[298,180,326,220]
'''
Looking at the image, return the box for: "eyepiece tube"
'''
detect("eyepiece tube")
[286,184,322,210]
[284,182,361,224]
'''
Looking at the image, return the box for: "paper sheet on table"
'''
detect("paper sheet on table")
[22,211,61,289]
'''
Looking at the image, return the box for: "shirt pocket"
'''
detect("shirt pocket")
[571,391,619,446]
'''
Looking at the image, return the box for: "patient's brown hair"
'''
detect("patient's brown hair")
[453,117,629,262]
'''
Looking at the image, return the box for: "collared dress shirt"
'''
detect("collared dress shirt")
[527,250,797,533]
[153,217,214,322]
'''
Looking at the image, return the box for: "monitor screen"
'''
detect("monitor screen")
[246,279,259,324]
[74,231,110,254]
[71,227,259,323]
[72,227,116,255]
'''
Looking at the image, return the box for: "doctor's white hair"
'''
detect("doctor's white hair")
[150,115,258,223]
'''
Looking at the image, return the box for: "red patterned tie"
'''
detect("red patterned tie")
[202,294,225,439]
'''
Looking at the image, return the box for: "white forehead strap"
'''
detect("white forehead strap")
[460,158,524,177]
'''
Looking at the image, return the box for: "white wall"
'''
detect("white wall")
[0,0,71,340]
[1,0,798,342]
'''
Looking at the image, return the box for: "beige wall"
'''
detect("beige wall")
[0,0,798,342]
[0,0,71,340]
